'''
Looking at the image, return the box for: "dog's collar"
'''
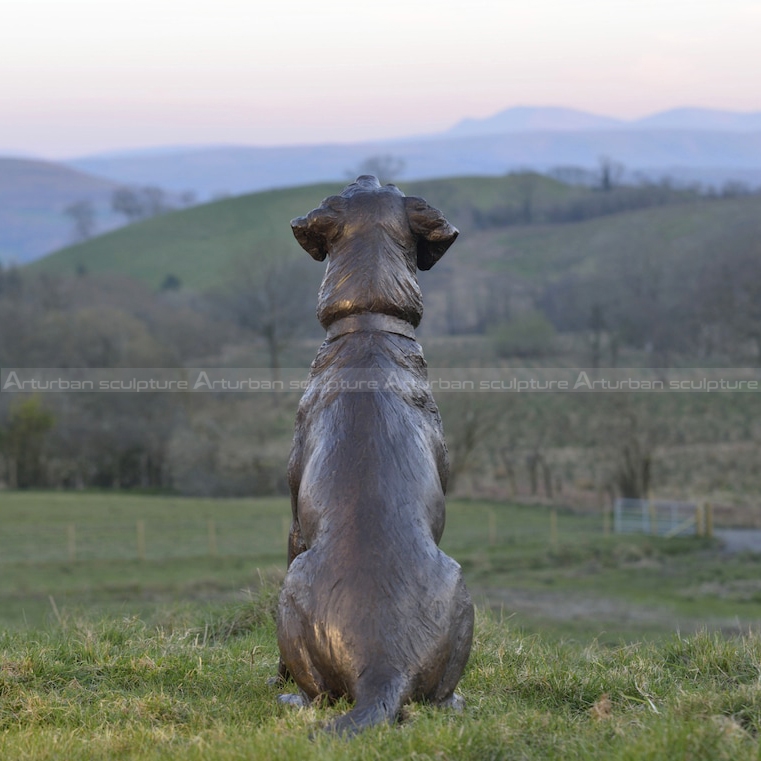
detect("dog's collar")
[326,313,416,341]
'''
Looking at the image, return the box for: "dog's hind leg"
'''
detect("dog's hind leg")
[275,520,309,684]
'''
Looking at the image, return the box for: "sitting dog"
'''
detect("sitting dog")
[277,175,474,735]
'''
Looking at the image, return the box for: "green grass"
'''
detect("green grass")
[4,492,761,641]
[2,597,761,759]
[28,175,761,312]
[24,183,339,289]
[4,492,761,757]
[458,194,761,282]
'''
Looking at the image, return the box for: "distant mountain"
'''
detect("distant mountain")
[444,106,623,137]
[67,144,368,198]
[443,105,761,136]
[7,105,761,265]
[0,158,120,265]
[66,128,761,200]
[632,107,761,132]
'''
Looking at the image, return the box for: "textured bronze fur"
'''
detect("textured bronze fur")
[277,175,474,735]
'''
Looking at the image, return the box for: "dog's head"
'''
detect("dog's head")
[290,175,458,270]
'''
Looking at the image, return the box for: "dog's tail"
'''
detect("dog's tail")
[323,676,409,737]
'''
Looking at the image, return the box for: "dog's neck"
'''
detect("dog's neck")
[326,313,416,342]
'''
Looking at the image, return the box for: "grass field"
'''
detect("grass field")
[3,587,761,759]
[4,491,761,640]
[4,492,761,758]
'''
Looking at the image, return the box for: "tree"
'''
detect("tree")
[179,190,198,207]
[439,396,498,493]
[695,223,761,363]
[489,310,556,358]
[112,186,172,223]
[598,156,625,192]
[511,171,540,224]
[0,397,55,488]
[348,155,406,184]
[141,186,170,217]
[112,187,145,221]
[0,263,22,298]
[592,395,666,499]
[588,303,606,368]
[64,200,97,242]
[229,256,319,384]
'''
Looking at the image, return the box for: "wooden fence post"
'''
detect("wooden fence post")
[550,508,558,548]
[649,500,658,535]
[705,502,714,539]
[136,519,146,561]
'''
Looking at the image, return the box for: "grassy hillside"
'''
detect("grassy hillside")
[0,158,119,264]
[453,193,761,282]
[29,172,761,300]
[29,175,584,289]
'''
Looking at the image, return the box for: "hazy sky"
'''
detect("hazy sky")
[2,0,760,158]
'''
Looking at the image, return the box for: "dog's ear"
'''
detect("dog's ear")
[290,196,345,261]
[404,197,459,270]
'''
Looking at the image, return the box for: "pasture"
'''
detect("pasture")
[4,492,761,639]
[4,492,761,759]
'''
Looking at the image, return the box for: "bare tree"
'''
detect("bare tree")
[179,190,198,207]
[141,186,171,217]
[348,155,406,184]
[229,256,319,384]
[598,156,625,192]
[512,171,540,224]
[588,303,605,368]
[592,395,665,499]
[112,186,172,222]
[64,200,97,242]
[441,398,495,493]
[112,187,145,221]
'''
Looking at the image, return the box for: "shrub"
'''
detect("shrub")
[489,310,557,358]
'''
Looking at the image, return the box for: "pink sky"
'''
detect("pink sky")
[2,0,760,158]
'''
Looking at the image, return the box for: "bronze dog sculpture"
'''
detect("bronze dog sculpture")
[277,175,474,735]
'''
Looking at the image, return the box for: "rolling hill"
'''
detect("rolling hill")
[6,106,761,266]
[28,172,761,340]
[0,158,121,265]
[28,174,587,289]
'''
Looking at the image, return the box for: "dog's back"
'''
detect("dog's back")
[277,176,473,735]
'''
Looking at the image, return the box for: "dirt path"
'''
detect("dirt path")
[715,529,761,554]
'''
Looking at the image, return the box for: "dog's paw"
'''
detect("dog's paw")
[278,693,309,708]
[439,692,466,712]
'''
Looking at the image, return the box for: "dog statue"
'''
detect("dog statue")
[277,175,474,735]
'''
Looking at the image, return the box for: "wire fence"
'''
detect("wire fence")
[0,500,715,566]
[613,498,713,538]
[0,516,290,564]
[1,505,607,566]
